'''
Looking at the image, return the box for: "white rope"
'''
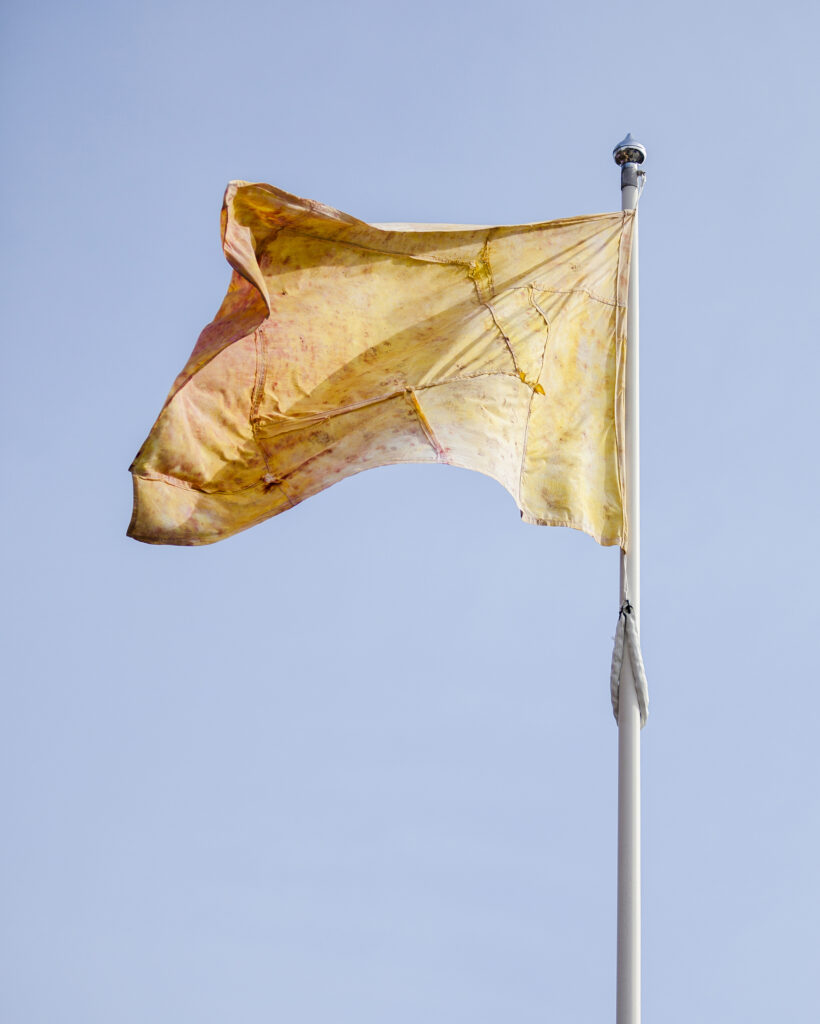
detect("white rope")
[610,601,649,727]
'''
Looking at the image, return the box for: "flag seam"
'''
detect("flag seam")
[515,287,553,511]
[614,210,634,551]
[249,371,528,441]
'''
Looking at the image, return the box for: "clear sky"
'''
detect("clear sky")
[2,1,818,1020]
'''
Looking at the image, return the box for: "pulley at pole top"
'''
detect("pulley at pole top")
[613,133,646,192]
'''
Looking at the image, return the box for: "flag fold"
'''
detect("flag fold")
[129,182,634,546]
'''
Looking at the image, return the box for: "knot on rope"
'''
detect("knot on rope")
[610,600,649,727]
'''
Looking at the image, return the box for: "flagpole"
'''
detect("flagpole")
[613,133,646,1024]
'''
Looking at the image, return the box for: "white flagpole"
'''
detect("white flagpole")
[613,133,646,1024]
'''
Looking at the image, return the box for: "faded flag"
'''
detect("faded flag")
[129,182,634,546]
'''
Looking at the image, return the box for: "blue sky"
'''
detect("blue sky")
[2,1,819,1020]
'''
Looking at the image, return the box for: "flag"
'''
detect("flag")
[128,182,634,547]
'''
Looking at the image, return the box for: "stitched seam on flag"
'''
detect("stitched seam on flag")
[134,466,298,507]
[250,329,271,470]
[516,287,552,509]
[418,369,523,390]
[364,214,623,233]
[469,236,520,377]
[529,285,623,309]
[281,229,475,268]
[132,468,269,495]
[481,302,520,375]
[614,209,631,550]
[250,329,266,417]
[249,328,296,507]
[250,370,531,440]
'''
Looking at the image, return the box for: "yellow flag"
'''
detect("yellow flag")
[129,182,634,547]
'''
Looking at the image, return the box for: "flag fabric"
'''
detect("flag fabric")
[129,182,634,547]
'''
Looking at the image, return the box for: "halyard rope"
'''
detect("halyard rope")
[610,601,649,727]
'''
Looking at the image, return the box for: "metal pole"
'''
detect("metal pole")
[613,133,646,1024]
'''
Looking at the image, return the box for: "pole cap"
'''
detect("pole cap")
[613,133,646,166]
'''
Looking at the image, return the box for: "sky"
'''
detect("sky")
[2,1,819,1020]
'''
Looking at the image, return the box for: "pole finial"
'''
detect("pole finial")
[613,133,646,166]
